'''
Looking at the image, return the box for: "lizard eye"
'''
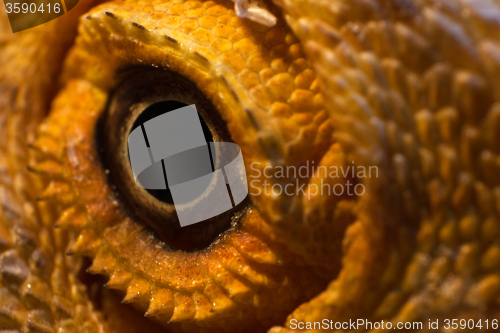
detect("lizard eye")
[100,67,248,251]
[128,99,214,206]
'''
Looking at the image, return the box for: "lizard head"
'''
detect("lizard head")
[2,0,500,332]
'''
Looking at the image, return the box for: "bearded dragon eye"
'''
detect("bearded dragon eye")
[128,99,214,206]
[100,67,249,251]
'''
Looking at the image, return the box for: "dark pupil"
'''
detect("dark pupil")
[130,100,213,205]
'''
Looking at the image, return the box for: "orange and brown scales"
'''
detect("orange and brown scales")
[0,0,500,333]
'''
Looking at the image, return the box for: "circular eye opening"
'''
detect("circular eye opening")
[129,101,214,206]
[101,67,250,251]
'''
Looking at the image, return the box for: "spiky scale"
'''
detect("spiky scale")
[217,245,276,287]
[12,228,37,259]
[145,288,174,318]
[28,137,61,160]
[0,223,13,253]
[49,296,73,320]
[39,182,72,205]
[228,232,282,265]
[192,292,213,321]
[86,248,116,275]
[0,250,29,288]
[0,187,23,219]
[19,275,51,312]
[203,283,235,314]
[104,264,133,290]
[49,264,70,298]
[26,161,62,178]
[213,272,253,304]
[21,309,53,333]
[163,254,208,292]
[66,229,100,257]
[169,293,195,323]
[28,250,53,281]
[56,319,78,333]
[123,278,150,304]
[0,287,26,329]
[53,207,86,230]
[198,255,252,302]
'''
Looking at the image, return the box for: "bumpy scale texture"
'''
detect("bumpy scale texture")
[0,0,499,332]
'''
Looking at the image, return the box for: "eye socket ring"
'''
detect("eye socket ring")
[100,67,247,251]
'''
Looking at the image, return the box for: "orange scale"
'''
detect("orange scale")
[249,32,265,45]
[179,18,199,34]
[205,4,228,16]
[165,253,209,292]
[214,23,236,38]
[149,12,167,21]
[192,291,214,320]
[203,282,235,313]
[295,69,316,89]
[238,69,260,90]
[264,27,287,48]
[210,37,233,53]
[229,16,245,27]
[202,1,218,8]
[146,287,175,318]
[190,28,213,45]
[198,254,251,302]
[270,102,293,118]
[198,15,218,29]
[221,51,247,73]
[102,219,143,251]
[183,7,205,18]
[214,271,253,304]
[147,250,182,285]
[227,231,281,265]
[268,72,295,101]
[259,68,274,83]
[215,244,276,287]
[216,14,232,25]
[170,292,196,322]
[287,43,304,60]
[114,229,162,274]
[157,15,181,28]
[184,1,203,9]
[236,25,252,38]
[196,252,224,279]
[228,32,244,43]
[167,4,186,16]
[234,38,259,58]
[250,85,273,109]
[84,199,125,230]
[248,52,271,72]
[288,89,316,112]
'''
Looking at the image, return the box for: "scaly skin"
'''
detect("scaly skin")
[0,0,499,332]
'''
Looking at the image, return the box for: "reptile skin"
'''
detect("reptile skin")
[0,0,500,332]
